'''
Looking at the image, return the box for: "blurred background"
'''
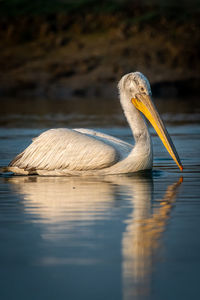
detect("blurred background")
[0,0,200,127]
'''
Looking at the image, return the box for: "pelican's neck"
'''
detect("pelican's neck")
[120,92,150,144]
[119,92,153,170]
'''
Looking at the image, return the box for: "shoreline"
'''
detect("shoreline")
[0,11,199,99]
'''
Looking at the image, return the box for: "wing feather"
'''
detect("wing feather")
[9,128,119,171]
[75,128,133,157]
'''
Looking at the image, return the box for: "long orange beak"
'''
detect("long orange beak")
[132,94,183,171]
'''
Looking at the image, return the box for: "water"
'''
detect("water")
[0,97,200,300]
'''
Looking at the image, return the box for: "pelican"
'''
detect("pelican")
[6,72,182,176]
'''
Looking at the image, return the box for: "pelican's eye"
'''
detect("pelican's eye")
[139,86,145,93]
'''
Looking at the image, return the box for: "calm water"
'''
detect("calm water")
[0,97,200,300]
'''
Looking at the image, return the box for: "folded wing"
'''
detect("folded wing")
[9,128,120,172]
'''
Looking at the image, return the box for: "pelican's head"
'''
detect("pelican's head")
[118,72,183,171]
[118,71,152,99]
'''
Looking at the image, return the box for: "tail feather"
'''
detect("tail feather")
[0,166,31,175]
[0,166,11,173]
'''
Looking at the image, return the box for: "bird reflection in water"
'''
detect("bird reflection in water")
[8,174,182,299]
[122,176,182,299]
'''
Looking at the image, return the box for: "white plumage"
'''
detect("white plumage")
[7,72,182,176]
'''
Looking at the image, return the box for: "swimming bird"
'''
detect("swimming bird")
[7,72,182,176]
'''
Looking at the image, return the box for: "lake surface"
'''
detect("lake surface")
[0,96,200,300]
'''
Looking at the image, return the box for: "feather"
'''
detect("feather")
[9,128,124,172]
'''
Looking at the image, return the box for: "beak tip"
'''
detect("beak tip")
[179,165,183,172]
